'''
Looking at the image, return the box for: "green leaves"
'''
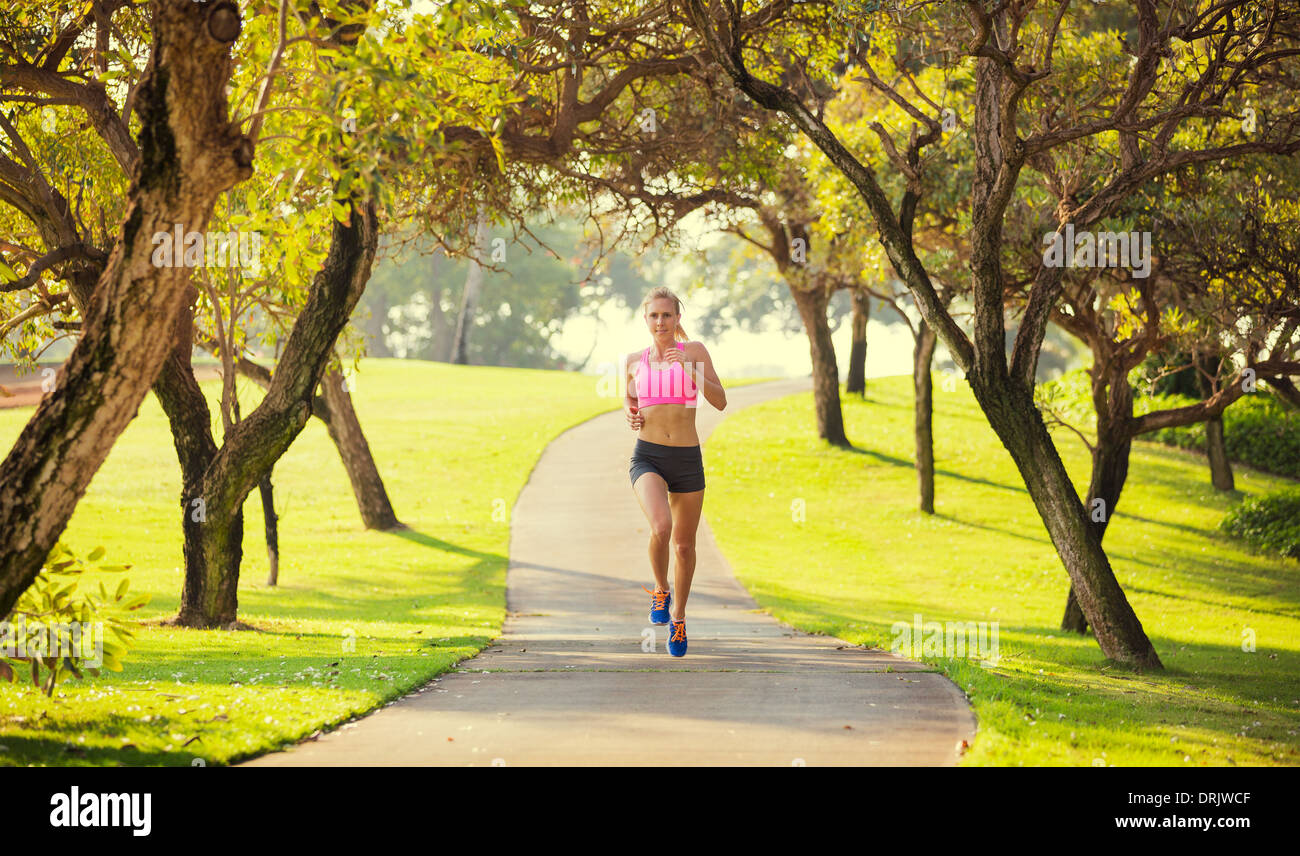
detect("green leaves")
[1,541,146,697]
[1221,486,1300,560]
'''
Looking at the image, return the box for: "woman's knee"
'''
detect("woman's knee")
[651,519,673,541]
[673,538,696,556]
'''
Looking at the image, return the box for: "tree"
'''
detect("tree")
[683,0,1300,667]
[812,69,975,512]
[0,0,254,619]
[0,1,404,534]
[451,207,488,365]
[845,285,870,396]
[169,0,795,624]
[1032,156,1300,633]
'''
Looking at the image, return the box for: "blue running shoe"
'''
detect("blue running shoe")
[667,619,687,657]
[643,585,671,625]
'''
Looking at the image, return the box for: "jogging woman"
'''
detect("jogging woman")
[625,287,726,656]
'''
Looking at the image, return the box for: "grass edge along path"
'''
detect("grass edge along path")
[0,357,775,766]
[704,376,1300,767]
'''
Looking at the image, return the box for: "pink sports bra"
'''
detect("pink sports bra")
[634,342,698,406]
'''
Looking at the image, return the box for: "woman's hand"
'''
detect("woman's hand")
[663,343,702,378]
[626,403,643,430]
[656,344,697,381]
[657,346,684,367]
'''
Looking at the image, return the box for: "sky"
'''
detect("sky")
[555,288,949,383]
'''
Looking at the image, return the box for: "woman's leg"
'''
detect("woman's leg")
[666,488,704,620]
[632,471,672,591]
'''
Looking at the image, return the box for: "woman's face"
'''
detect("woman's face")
[645,298,678,336]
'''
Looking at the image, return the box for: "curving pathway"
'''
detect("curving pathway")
[241,377,976,766]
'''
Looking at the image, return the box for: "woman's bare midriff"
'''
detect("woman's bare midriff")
[637,402,699,446]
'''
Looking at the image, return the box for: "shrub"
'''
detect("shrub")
[0,542,148,696]
[1220,486,1300,560]
[1038,368,1300,479]
[1144,392,1300,480]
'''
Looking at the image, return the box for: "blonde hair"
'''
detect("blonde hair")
[641,286,689,342]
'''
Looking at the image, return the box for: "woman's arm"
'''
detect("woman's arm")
[685,342,726,411]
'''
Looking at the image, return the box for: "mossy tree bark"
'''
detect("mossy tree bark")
[149,283,242,626]
[0,0,252,618]
[259,474,280,586]
[1205,417,1234,490]
[176,198,380,626]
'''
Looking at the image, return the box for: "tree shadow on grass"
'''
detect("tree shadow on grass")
[233,566,505,622]
[842,445,1029,495]
[212,527,512,623]
[81,634,491,669]
[0,733,185,767]
[386,526,501,561]
[1124,585,1300,620]
[931,512,1051,546]
[843,446,914,468]
[1111,508,1216,540]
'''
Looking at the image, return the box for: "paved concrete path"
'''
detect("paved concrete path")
[242,377,976,766]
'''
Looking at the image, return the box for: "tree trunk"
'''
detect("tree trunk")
[913,320,937,514]
[847,287,869,396]
[1197,353,1235,491]
[1062,368,1134,633]
[1060,590,1087,637]
[319,361,401,529]
[451,207,487,365]
[1060,434,1128,634]
[972,377,1162,669]
[260,474,280,586]
[1205,416,1234,490]
[177,197,380,627]
[222,347,400,530]
[790,280,849,447]
[150,284,243,627]
[1267,377,1300,409]
[0,0,252,617]
[178,500,244,628]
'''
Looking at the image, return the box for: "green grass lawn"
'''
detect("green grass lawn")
[704,375,1300,766]
[0,358,775,766]
[5,360,1293,766]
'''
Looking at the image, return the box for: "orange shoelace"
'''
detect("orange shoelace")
[642,585,669,611]
[670,620,686,642]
